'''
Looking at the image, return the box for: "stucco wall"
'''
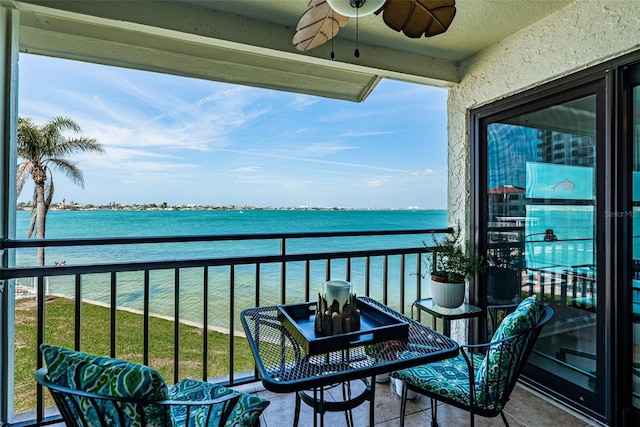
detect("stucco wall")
[448,0,640,227]
[446,0,640,340]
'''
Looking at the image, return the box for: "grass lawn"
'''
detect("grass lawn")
[14,296,256,415]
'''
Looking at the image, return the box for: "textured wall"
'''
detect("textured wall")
[446,0,640,340]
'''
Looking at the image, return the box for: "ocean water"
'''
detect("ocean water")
[15,209,449,263]
[15,209,448,329]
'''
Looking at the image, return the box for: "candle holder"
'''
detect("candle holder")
[314,280,361,336]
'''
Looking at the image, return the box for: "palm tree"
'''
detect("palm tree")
[17,116,105,265]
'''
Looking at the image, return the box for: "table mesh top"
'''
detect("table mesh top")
[240,296,459,393]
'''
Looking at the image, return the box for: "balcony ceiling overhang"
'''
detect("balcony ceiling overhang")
[6,0,574,102]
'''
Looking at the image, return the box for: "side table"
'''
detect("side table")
[412,298,483,337]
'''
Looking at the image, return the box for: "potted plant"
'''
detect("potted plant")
[428,225,485,308]
[486,227,524,303]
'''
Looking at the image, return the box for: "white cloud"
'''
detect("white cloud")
[367,179,388,187]
[298,143,357,156]
[289,95,319,110]
[411,169,442,176]
[231,166,261,173]
[213,147,407,172]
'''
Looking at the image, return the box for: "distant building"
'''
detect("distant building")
[487,185,526,224]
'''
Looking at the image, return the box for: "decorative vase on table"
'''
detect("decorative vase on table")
[430,274,466,308]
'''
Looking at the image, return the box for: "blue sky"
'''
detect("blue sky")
[18,54,448,209]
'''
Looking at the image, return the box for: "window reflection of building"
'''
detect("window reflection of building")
[487,124,539,191]
[539,131,595,167]
[487,185,525,224]
[635,93,640,171]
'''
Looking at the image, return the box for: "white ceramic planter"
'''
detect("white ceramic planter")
[431,275,465,308]
[375,372,390,383]
[391,377,418,400]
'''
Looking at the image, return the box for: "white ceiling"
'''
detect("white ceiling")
[8,0,575,101]
[203,0,573,62]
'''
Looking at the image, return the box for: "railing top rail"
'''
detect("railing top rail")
[1,246,435,280]
[0,227,454,250]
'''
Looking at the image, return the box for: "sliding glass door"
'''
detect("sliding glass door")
[475,56,640,425]
[628,65,640,413]
[478,81,604,414]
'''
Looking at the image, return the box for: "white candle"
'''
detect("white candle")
[323,280,351,313]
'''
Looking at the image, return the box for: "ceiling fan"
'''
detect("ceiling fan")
[293,0,457,53]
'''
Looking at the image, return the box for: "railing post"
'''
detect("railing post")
[229,265,235,383]
[416,253,422,322]
[74,274,82,351]
[143,270,150,366]
[365,257,371,296]
[174,267,180,383]
[280,237,286,303]
[400,254,405,314]
[110,271,117,358]
[304,260,310,302]
[383,256,389,305]
[202,266,209,381]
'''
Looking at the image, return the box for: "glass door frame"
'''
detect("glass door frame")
[620,60,640,425]
[469,64,625,424]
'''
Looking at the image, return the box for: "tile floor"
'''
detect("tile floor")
[233,378,604,427]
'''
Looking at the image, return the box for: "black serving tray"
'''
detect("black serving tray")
[277,297,409,356]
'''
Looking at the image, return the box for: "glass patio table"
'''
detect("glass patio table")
[240,296,459,427]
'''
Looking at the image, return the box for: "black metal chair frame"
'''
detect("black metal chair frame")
[399,305,554,427]
[35,367,241,427]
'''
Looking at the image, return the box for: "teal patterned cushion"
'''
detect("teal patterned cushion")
[169,379,269,427]
[475,296,542,408]
[40,344,170,426]
[391,353,485,406]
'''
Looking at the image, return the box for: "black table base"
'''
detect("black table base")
[294,377,375,427]
[241,297,459,427]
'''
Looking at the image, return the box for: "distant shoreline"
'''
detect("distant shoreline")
[17,203,442,212]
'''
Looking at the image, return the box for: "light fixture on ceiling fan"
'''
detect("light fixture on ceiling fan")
[293,0,457,58]
[325,0,386,17]
[324,0,386,58]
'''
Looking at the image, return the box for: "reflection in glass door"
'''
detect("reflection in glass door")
[483,89,602,411]
[632,83,640,410]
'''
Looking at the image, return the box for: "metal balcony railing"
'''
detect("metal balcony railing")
[0,227,452,427]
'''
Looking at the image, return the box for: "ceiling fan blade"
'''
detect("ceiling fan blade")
[379,0,456,38]
[293,0,350,51]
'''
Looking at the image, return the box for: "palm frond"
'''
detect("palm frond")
[43,116,81,140]
[17,118,45,162]
[46,158,84,188]
[16,162,33,196]
[52,137,105,158]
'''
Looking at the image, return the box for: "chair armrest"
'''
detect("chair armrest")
[456,344,488,406]
[36,367,241,427]
[160,393,240,408]
[162,393,241,427]
[37,367,238,405]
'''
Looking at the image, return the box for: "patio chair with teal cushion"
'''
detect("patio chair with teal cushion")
[36,344,269,427]
[391,296,553,427]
